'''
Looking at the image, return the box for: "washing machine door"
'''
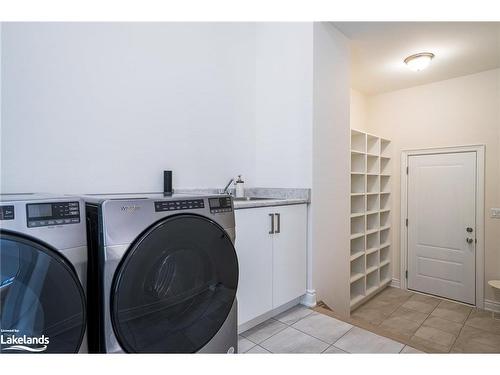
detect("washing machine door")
[111,214,238,353]
[0,231,86,353]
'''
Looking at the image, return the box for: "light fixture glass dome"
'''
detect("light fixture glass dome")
[404,52,435,71]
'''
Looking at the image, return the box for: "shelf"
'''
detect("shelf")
[350,212,364,218]
[366,228,378,235]
[366,212,379,231]
[366,285,379,296]
[380,193,391,210]
[350,150,365,155]
[350,236,365,257]
[380,228,390,245]
[366,247,378,255]
[380,262,391,284]
[380,225,391,231]
[380,242,391,249]
[350,233,365,240]
[380,157,391,175]
[351,193,365,196]
[351,130,366,153]
[367,155,379,174]
[350,272,365,283]
[366,231,379,249]
[351,152,366,174]
[366,194,379,212]
[351,174,365,194]
[351,195,365,214]
[366,265,378,275]
[367,175,379,193]
[350,251,365,261]
[380,246,390,264]
[367,135,380,155]
[380,259,390,268]
[380,175,390,193]
[351,215,365,236]
[350,293,365,308]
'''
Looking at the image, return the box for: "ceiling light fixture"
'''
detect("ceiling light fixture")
[404,52,435,72]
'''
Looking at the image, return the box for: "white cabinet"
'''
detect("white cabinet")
[234,206,273,325]
[235,203,307,326]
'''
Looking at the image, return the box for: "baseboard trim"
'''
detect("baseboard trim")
[484,299,500,313]
[237,296,303,334]
[301,289,317,308]
[390,278,401,288]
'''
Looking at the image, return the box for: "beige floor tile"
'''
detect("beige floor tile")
[376,287,414,305]
[409,334,450,353]
[430,300,472,324]
[260,327,330,353]
[241,319,287,344]
[412,326,456,351]
[351,299,399,325]
[334,327,404,353]
[292,312,353,344]
[379,316,421,339]
[455,325,500,350]
[400,345,424,353]
[402,294,441,314]
[244,345,271,354]
[389,306,429,325]
[465,309,500,335]
[422,316,463,336]
[238,336,256,353]
[274,305,314,325]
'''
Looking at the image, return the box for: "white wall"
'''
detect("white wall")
[366,69,500,303]
[1,23,258,194]
[311,23,351,316]
[254,23,313,188]
[350,89,369,133]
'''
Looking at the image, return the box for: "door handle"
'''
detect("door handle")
[466,237,474,244]
[466,227,473,233]
[275,213,281,234]
[269,213,275,234]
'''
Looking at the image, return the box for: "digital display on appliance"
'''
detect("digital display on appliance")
[209,198,221,208]
[27,203,53,218]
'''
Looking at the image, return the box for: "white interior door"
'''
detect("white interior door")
[407,151,476,304]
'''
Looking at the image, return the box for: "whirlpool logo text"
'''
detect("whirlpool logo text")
[0,330,49,352]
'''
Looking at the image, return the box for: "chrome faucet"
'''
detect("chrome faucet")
[221,178,234,195]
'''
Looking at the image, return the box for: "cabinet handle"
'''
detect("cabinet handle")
[269,213,275,234]
[275,213,280,234]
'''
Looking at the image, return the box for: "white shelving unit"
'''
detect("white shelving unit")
[349,129,392,310]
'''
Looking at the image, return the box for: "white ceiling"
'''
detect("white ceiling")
[333,22,500,95]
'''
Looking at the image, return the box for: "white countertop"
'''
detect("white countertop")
[233,197,309,209]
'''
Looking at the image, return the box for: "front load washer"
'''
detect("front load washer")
[0,194,87,353]
[84,193,238,353]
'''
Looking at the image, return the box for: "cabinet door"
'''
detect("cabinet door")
[234,207,274,325]
[272,204,307,308]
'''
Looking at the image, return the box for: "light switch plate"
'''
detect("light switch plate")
[491,208,500,219]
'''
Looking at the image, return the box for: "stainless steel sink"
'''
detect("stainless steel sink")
[232,197,276,201]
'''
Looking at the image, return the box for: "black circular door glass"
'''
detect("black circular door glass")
[111,214,238,353]
[0,231,86,354]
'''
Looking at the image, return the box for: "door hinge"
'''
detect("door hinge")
[406,166,409,174]
[405,218,408,227]
[405,270,408,279]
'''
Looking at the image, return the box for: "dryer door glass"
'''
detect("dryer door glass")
[0,232,86,353]
[111,214,238,353]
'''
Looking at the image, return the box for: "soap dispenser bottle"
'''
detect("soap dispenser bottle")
[235,175,245,198]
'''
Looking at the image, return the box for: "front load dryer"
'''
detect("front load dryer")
[84,193,238,353]
[0,194,88,353]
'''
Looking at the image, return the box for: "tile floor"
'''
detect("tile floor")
[238,304,418,353]
[350,287,500,353]
[238,287,500,354]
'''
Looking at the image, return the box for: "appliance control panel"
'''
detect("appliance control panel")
[26,201,81,228]
[154,199,205,212]
[0,205,15,220]
[208,196,233,214]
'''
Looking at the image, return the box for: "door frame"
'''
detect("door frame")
[400,145,485,308]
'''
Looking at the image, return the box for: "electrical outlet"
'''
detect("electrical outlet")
[491,208,500,219]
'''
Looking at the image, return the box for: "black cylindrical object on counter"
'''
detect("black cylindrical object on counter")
[164,170,173,196]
